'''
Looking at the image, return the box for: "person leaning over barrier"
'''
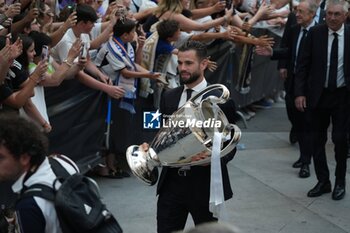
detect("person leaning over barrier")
[50,4,125,100]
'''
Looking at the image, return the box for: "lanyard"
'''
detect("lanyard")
[112,37,137,71]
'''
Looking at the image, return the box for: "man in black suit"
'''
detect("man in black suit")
[285,0,325,29]
[279,0,325,147]
[155,41,236,233]
[294,0,350,200]
[256,0,318,178]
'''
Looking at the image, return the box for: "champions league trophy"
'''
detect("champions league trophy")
[126,84,241,185]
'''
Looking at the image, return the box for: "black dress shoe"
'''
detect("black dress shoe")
[289,130,298,144]
[292,159,302,168]
[299,164,310,178]
[307,181,332,197]
[332,184,346,200]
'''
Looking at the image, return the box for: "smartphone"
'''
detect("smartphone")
[135,23,142,36]
[80,42,88,59]
[225,0,232,9]
[41,45,49,61]
[35,0,40,9]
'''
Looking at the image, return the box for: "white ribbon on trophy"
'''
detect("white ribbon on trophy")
[209,104,225,218]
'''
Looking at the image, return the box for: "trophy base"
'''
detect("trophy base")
[126,145,159,185]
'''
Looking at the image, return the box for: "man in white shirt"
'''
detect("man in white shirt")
[294,0,350,200]
[51,4,125,99]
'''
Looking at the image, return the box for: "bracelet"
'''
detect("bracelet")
[28,76,39,84]
[63,59,73,67]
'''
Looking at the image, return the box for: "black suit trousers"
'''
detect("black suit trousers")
[311,88,349,183]
[285,91,313,164]
[157,167,216,233]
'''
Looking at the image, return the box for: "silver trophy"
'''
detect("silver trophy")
[126,84,241,185]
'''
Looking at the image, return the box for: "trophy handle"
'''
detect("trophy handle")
[220,124,242,156]
[126,145,160,185]
[189,84,230,105]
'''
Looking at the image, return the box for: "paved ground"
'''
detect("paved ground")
[96,102,350,233]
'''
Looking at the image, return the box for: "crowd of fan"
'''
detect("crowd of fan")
[0,0,330,176]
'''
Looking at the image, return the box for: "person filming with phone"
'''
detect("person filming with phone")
[18,31,86,133]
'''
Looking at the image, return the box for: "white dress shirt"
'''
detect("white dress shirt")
[325,24,345,88]
[178,78,207,108]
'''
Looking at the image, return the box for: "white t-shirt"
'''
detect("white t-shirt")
[89,23,103,61]
[94,40,128,82]
[12,156,79,233]
[51,29,90,63]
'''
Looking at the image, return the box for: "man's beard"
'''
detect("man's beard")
[180,71,201,85]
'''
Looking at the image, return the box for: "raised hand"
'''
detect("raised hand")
[25,7,39,22]
[255,45,273,56]
[5,3,21,18]
[207,58,217,72]
[10,37,23,60]
[32,60,48,82]
[137,34,146,48]
[67,39,82,62]
[255,35,274,47]
[63,11,77,30]
[106,85,125,99]
[242,22,252,33]
[255,2,274,20]
[148,72,161,80]
[212,1,225,13]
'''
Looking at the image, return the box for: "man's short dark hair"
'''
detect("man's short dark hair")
[178,41,207,60]
[76,4,98,23]
[157,20,180,40]
[113,19,136,37]
[0,114,48,166]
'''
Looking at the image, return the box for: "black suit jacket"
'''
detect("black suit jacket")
[275,11,325,94]
[273,24,302,70]
[294,24,350,108]
[156,84,236,201]
[277,9,325,69]
[282,9,325,32]
[273,24,306,94]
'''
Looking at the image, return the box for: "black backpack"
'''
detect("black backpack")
[20,156,123,233]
